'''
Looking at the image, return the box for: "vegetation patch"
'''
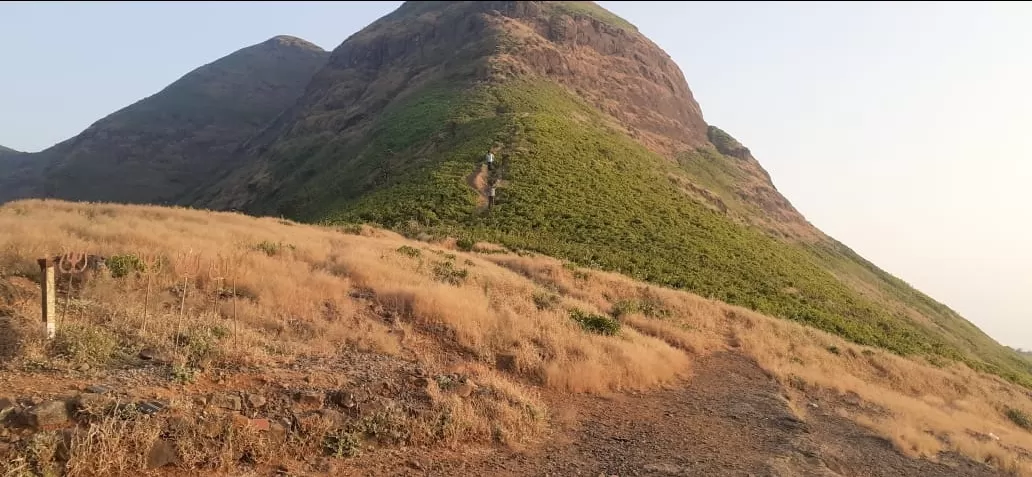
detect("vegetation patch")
[106,253,146,279]
[532,291,561,310]
[251,240,295,256]
[50,324,119,365]
[432,261,469,285]
[455,237,476,252]
[1007,408,1032,431]
[309,79,1032,388]
[570,309,620,336]
[396,245,422,258]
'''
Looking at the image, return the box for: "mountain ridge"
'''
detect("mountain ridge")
[0,35,329,205]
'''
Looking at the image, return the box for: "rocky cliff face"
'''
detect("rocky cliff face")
[0,36,329,206]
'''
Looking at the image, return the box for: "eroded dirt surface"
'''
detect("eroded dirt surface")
[349,352,1003,477]
[465,164,489,211]
[0,348,1007,476]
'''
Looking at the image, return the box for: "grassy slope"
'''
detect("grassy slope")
[6,200,1032,474]
[263,77,1031,387]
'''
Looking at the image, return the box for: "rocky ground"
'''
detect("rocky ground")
[325,353,1006,477]
[0,348,1007,477]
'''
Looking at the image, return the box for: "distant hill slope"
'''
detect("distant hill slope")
[0,35,328,205]
[0,145,19,156]
[190,1,1032,387]
[0,152,46,203]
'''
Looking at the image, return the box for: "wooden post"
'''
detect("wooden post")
[38,257,56,339]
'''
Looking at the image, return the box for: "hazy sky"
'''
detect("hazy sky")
[1,2,1029,347]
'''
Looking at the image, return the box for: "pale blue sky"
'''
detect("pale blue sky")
[1,2,1029,348]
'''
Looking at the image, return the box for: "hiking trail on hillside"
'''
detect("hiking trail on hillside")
[466,164,489,211]
[346,352,1003,477]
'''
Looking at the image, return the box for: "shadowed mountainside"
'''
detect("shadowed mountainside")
[0,35,328,205]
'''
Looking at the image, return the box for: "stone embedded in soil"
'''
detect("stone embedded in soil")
[329,390,357,408]
[245,393,267,409]
[147,439,177,469]
[211,393,242,411]
[296,391,324,408]
[304,409,346,427]
[138,348,159,360]
[85,385,111,395]
[137,401,166,415]
[27,400,69,429]
[249,418,271,432]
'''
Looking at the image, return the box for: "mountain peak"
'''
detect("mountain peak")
[0,36,330,205]
[263,34,325,52]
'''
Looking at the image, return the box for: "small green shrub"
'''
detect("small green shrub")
[169,365,199,385]
[532,291,560,310]
[570,309,620,336]
[106,254,145,279]
[324,430,362,458]
[456,237,476,252]
[826,345,841,356]
[252,240,294,257]
[172,325,224,366]
[210,325,230,340]
[50,324,118,365]
[357,405,411,445]
[1006,408,1032,431]
[435,374,456,390]
[432,261,468,285]
[396,245,421,258]
[338,223,364,235]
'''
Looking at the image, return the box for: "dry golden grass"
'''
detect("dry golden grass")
[482,252,1032,476]
[4,199,1032,475]
[0,199,683,473]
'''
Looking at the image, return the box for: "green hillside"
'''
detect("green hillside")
[241,74,1032,387]
[189,1,1032,389]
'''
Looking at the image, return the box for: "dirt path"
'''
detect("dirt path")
[465,164,488,211]
[348,352,1003,477]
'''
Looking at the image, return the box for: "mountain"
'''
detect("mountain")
[0,35,329,205]
[0,145,19,156]
[187,1,1032,387]
[0,152,45,203]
